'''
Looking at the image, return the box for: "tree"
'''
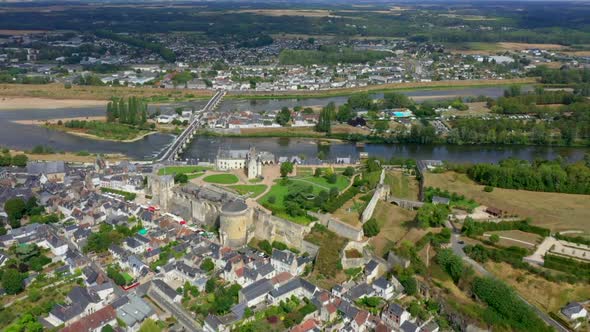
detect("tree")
[280,162,294,178]
[415,203,449,228]
[435,249,464,284]
[276,107,291,126]
[489,234,500,244]
[343,166,355,177]
[363,218,381,237]
[336,104,354,122]
[2,268,25,294]
[4,197,26,224]
[200,258,214,272]
[205,278,216,293]
[174,173,188,184]
[11,154,28,167]
[316,102,335,133]
[326,173,337,184]
[258,240,272,255]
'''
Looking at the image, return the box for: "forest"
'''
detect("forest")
[279,46,389,65]
[1,1,589,48]
[466,158,590,194]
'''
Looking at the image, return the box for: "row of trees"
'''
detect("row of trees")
[0,151,28,167]
[106,96,149,126]
[467,158,590,194]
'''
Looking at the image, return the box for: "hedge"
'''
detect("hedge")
[462,219,550,237]
[323,186,359,213]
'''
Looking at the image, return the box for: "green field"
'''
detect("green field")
[290,175,350,191]
[384,171,420,200]
[122,272,134,284]
[203,173,239,184]
[229,185,267,198]
[258,175,350,225]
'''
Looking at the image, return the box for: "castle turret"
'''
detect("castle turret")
[219,200,253,248]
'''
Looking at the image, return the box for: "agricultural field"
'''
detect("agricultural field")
[425,172,590,234]
[202,173,239,184]
[446,42,566,54]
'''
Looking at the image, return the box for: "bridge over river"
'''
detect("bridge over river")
[157,89,225,162]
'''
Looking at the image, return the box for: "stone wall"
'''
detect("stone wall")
[341,241,370,270]
[308,212,363,241]
[361,170,390,223]
[253,209,312,251]
[301,240,320,257]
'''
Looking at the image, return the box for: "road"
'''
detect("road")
[446,221,569,332]
[147,286,203,331]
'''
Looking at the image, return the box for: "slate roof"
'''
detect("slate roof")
[115,293,155,327]
[152,279,179,300]
[240,278,273,302]
[400,320,420,332]
[562,302,585,317]
[272,249,295,265]
[385,303,406,317]
[27,161,66,175]
[345,282,374,300]
[373,277,390,290]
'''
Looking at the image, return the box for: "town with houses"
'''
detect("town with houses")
[2,31,588,92]
[1,2,590,332]
[1,146,589,332]
[0,156,439,332]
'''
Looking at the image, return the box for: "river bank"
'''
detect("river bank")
[225,78,537,100]
[8,149,128,163]
[0,97,106,110]
[13,118,160,143]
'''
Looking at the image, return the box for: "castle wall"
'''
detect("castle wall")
[309,211,363,241]
[253,209,312,251]
[169,191,222,227]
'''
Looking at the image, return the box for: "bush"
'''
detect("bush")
[435,249,464,284]
[484,186,494,192]
[363,218,381,237]
[343,166,355,177]
[325,173,337,184]
[200,258,215,272]
[472,277,552,332]
[258,240,272,255]
[272,241,288,251]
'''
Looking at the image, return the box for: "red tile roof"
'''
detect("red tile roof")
[61,305,116,332]
[290,319,319,332]
[355,310,369,325]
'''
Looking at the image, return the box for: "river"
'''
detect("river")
[0,85,586,162]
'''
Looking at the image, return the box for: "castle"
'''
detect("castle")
[148,175,313,251]
[215,147,274,179]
